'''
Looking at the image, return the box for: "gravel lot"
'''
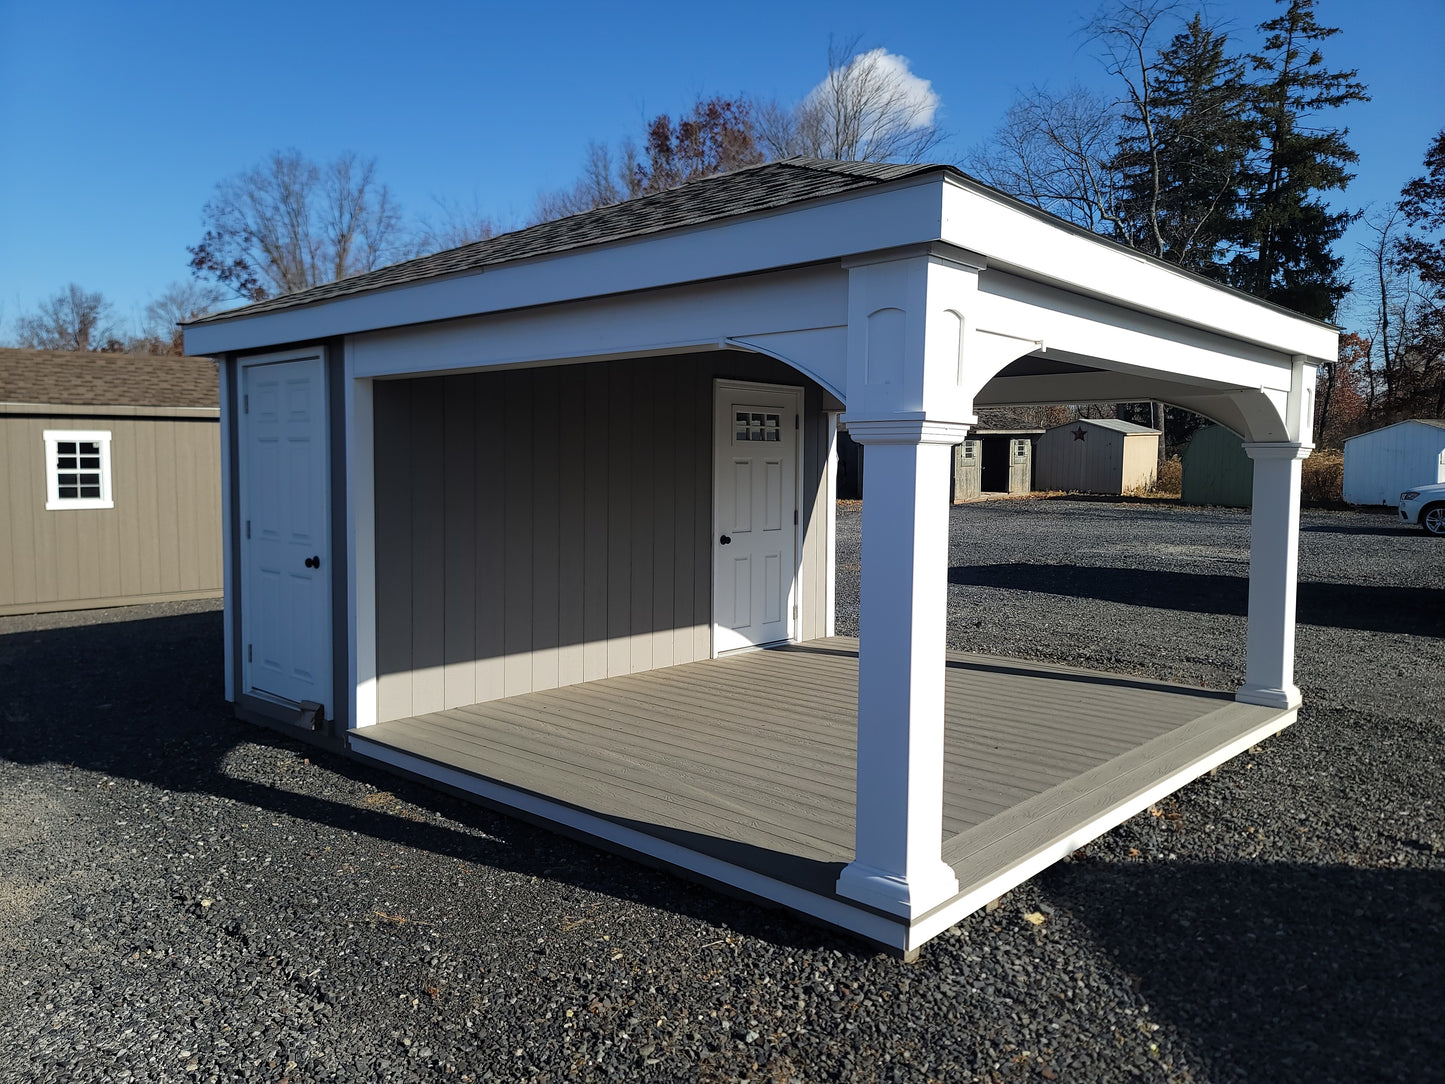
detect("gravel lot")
[1,498,1441,1084]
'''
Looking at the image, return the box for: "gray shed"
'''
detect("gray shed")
[1034,418,1161,495]
[1181,424,1253,508]
[952,429,1041,501]
[1342,419,1445,506]
[180,158,1333,958]
[0,348,223,615]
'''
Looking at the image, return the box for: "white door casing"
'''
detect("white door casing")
[239,351,332,711]
[713,380,801,654]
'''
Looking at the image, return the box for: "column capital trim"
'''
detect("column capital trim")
[841,241,988,273]
[1241,441,1314,461]
[842,415,975,445]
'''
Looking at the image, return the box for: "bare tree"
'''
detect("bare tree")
[130,281,229,355]
[533,140,646,222]
[967,84,1126,231]
[766,38,943,163]
[15,284,120,351]
[412,194,500,255]
[189,149,407,300]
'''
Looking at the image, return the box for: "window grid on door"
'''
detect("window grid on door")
[735,411,781,442]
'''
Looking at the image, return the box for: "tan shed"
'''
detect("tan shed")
[1034,417,1161,495]
[0,348,222,616]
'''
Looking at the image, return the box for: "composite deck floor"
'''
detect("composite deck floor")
[353,637,1284,913]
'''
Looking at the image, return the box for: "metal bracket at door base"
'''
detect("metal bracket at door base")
[296,701,325,731]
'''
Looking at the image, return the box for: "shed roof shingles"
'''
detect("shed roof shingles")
[186,158,936,326]
[0,349,218,408]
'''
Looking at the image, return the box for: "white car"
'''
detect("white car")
[1399,482,1445,536]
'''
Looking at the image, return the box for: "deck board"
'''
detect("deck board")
[354,636,1284,928]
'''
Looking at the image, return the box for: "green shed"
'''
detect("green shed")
[1181,424,1253,508]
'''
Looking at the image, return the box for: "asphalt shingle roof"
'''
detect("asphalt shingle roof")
[186,158,938,326]
[0,348,218,408]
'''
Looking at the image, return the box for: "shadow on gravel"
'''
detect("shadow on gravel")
[0,609,850,956]
[948,563,1445,638]
[1302,521,1416,536]
[1043,860,1445,1079]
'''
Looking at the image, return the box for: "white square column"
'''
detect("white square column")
[1237,441,1312,709]
[836,418,969,916]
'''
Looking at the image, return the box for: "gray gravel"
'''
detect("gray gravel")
[1,498,1441,1083]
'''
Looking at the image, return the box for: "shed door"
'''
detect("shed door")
[713,381,800,654]
[240,354,331,710]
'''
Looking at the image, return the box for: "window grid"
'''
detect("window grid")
[43,429,113,510]
[735,411,781,442]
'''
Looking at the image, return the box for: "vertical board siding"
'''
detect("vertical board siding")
[371,353,832,722]
[410,379,447,716]
[443,375,478,707]
[373,385,415,722]
[531,366,561,691]
[581,365,610,682]
[502,370,535,697]
[0,414,222,614]
[474,377,506,702]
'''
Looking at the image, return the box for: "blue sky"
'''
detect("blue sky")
[1,0,1440,339]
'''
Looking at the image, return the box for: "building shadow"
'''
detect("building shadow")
[0,609,853,956]
[947,563,1445,638]
[1041,859,1445,1080]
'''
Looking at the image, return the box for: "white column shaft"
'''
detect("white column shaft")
[836,422,963,917]
[1238,442,1310,709]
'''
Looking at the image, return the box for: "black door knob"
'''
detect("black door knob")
[305,555,320,569]
[719,535,732,545]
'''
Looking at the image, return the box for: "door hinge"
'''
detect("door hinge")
[795,414,799,429]
[245,520,251,539]
[247,643,253,662]
[793,603,798,619]
[794,509,798,525]
[243,394,249,414]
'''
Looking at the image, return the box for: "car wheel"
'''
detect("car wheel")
[1424,504,1445,536]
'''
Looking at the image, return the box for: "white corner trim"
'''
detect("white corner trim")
[824,412,840,640]
[219,365,235,703]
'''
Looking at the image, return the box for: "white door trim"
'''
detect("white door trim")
[238,346,332,713]
[712,378,805,658]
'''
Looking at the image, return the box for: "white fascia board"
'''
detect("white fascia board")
[978,275,1296,393]
[349,264,850,383]
[184,179,945,358]
[943,181,1339,363]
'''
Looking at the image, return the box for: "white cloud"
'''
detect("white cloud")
[804,48,940,132]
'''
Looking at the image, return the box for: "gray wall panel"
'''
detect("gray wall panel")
[372,352,832,721]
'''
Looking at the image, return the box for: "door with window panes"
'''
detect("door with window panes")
[713,381,799,653]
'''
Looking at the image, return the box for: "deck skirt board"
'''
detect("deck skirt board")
[355,636,1289,949]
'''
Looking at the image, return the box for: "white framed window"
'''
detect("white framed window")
[1011,439,1029,462]
[43,429,114,510]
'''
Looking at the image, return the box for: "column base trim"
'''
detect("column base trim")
[1236,684,1302,709]
[836,860,961,918]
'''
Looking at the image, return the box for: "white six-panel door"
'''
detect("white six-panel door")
[240,353,331,710]
[714,380,801,654]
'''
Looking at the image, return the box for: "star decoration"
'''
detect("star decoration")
[1072,426,1088,441]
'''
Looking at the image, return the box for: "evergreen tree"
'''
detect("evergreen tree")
[1112,15,1254,276]
[1229,0,1369,318]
